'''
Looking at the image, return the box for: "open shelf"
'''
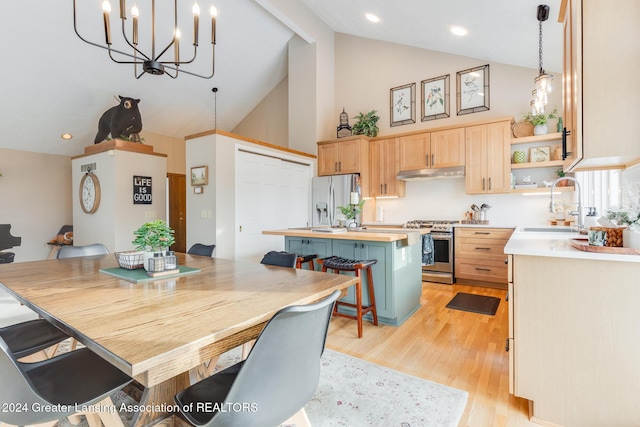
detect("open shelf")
[511,160,564,170]
[511,132,562,145]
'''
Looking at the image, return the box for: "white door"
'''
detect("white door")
[235,150,311,262]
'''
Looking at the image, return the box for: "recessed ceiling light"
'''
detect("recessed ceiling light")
[450,25,468,36]
[365,13,380,23]
[61,133,73,140]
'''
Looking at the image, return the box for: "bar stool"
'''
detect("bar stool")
[296,254,317,270]
[318,256,378,338]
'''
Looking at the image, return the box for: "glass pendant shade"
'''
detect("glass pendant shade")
[535,73,553,94]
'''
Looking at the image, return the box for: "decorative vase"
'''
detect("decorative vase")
[512,151,526,164]
[533,124,548,135]
[623,228,640,249]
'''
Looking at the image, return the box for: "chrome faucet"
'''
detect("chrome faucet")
[550,176,583,229]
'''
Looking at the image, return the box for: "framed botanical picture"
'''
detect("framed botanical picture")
[390,83,416,127]
[530,146,551,162]
[456,64,490,115]
[190,165,208,186]
[421,74,450,121]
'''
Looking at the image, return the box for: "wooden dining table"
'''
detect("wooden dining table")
[0,253,357,427]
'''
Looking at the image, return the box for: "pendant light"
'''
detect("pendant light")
[532,4,552,114]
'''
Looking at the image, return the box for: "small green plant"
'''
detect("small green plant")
[556,168,566,178]
[337,199,366,220]
[132,220,175,251]
[524,108,558,126]
[351,110,380,137]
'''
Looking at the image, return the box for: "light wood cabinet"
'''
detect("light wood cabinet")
[509,254,640,425]
[454,227,513,287]
[370,138,405,197]
[398,129,465,171]
[317,137,368,176]
[465,121,511,194]
[560,0,640,171]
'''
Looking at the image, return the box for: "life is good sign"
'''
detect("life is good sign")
[133,176,152,204]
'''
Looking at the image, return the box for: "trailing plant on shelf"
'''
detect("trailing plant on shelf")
[351,110,380,137]
[132,220,175,252]
[523,108,558,126]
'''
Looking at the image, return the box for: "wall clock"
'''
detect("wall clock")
[79,171,101,214]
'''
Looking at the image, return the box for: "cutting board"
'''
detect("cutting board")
[569,238,640,255]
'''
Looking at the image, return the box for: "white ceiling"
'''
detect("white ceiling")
[0,0,562,156]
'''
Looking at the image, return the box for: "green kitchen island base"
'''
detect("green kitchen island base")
[264,229,423,326]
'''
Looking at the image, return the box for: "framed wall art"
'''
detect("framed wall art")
[421,74,450,121]
[530,146,551,162]
[456,64,490,115]
[390,83,416,127]
[190,165,208,186]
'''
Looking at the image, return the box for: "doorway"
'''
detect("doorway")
[167,173,186,253]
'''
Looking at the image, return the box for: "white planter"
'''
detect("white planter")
[533,124,548,135]
[623,228,640,249]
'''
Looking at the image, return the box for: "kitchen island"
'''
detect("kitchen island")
[504,227,640,426]
[263,228,424,326]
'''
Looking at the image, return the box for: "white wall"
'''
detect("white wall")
[334,33,562,137]
[0,148,72,261]
[71,149,167,252]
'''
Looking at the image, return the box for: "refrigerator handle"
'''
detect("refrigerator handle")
[328,179,335,227]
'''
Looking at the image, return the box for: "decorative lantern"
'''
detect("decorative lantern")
[336,108,352,138]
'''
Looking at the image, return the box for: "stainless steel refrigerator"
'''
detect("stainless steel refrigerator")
[311,174,361,227]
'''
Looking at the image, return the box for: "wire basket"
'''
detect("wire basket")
[115,251,145,270]
[512,121,534,138]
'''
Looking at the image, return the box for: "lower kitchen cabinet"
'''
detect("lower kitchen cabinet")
[284,236,422,326]
[285,237,332,270]
[454,227,513,288]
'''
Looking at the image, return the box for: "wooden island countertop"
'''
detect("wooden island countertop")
[263,228,428,243]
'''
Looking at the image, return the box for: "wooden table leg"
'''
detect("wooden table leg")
[131,372,191,427]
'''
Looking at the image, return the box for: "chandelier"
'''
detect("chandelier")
[531,4,553,114]
[73,0,217,79]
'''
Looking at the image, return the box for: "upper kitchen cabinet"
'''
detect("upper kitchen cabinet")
[465,120,512,194]
[560,0,640,171]
[398,129,465,172]
[317,136,369,176]
[370,137,405,198]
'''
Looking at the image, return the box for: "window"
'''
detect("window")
[575,169,622,216]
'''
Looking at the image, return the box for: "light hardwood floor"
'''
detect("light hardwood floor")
[325,282,540,427]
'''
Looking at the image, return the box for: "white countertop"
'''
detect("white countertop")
[504,226,640,263]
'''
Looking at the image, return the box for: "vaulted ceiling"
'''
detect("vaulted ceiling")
[0,0,561,156]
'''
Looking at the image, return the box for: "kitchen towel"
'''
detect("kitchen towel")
[422,234,434,265]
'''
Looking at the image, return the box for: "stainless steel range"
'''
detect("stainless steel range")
[405,219,459,284]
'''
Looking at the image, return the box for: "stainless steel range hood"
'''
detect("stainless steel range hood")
[396,166,465,181]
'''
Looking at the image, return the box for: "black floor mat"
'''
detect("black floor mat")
[445,292,500,315]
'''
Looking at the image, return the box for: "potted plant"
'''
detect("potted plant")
[337,199,366,227]
[132,220,176,271]
[555,168,568,187]
[351,110,380,137]
[605,205,640,248]
[524,108,558,135]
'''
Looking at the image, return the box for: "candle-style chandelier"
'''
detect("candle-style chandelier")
[531,4,553,115]
[73,0,217,79]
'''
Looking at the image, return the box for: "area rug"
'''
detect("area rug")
[446,292,500,315]
[54,344,467,427]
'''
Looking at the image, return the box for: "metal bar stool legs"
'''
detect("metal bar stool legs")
[318,256,378,338]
